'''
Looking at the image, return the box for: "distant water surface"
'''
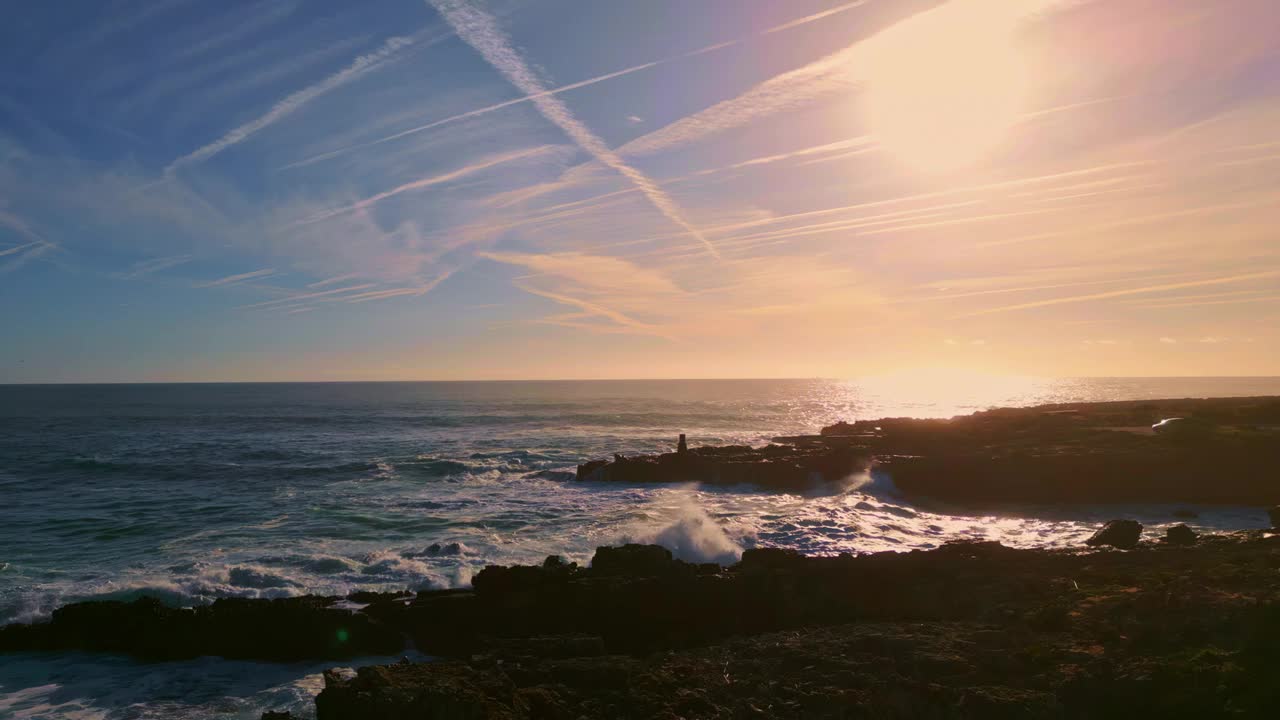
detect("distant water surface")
[1,377,1278,718]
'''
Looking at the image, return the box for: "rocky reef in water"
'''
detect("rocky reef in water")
[577,396,1280,506]
[6,529,1280,717]
[575,435,868,492]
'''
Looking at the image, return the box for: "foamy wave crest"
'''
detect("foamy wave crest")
[620,491,746,565]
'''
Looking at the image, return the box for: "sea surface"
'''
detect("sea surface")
[2,376,1279,718]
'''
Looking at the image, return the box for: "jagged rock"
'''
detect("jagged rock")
[348,590,413,605]
[591,543,677,576]
[309,534,1280,719]
[315,663,520,720]
[575,441,868,491]
[820,420,857,436]
[0,595,403,661]
[1164,524,1198,545]
[738,546,805,571]
[1085,519,1143,549]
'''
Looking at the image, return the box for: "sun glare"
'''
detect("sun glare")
[860,1,1033,173]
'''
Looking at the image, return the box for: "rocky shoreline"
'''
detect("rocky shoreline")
[4,396,1280,718]
[578,396,1280,506]
[6,528,1280,717]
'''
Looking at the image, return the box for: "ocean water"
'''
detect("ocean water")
[2,376,1278,718]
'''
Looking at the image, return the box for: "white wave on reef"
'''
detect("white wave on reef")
[618,489,747,565]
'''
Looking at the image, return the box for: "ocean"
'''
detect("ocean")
[2,377,1278,718]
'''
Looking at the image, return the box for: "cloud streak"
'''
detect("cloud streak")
[281,0,874,171]
[289,145,563,227]
[965,271,1280,316]
[163,32,424,176]
[193,268,277,287]
[426,0,720,258]
[122,254,196,278]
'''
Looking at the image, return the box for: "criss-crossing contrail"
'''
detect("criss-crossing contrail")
[163,32,424,176]
[427,0,720,259]
[280,1,873,171]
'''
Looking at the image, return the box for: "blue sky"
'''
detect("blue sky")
[2,0,1279,382]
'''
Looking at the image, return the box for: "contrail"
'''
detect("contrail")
[427,0,719,259]
[965,270,1280,316]
[163,32,423,176]
[288,145,561,227]
[280,1,873,171]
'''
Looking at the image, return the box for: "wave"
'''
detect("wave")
[618,491,747,566]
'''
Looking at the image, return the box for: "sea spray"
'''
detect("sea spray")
[620,489,747,565]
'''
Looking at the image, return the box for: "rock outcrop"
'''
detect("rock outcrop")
[1086,519,1144,549]
[573,397,1280,506]
[576,438,868,491]
[1164,524,1198,545]
[312,534,1280,719]
[0,595,403,661]
[9,535,1280,718]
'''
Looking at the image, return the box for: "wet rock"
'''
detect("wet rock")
[738,546,805,571]
[591,543,677,576]
[261,711,301,720]
[0,595,403,661]
[315,663,520,720]
[348,590,413,605]
[575,441,868,491]
[1164,524,1198,545]
[1085,519,1143,549]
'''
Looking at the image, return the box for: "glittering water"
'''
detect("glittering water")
[1,377,1277,718]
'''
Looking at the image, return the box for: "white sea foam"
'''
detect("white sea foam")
[619,490,747,565]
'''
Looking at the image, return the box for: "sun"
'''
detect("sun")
[859,1,1033,173]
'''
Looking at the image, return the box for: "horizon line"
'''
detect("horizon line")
[3,374,1280,386]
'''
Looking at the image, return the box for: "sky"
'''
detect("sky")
[1,0,1278,382]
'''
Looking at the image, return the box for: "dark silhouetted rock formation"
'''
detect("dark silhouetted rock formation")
[1086,519,1144,549]
[1165,524,1198,545]
[576,438,868,491]
[0,595,403,661]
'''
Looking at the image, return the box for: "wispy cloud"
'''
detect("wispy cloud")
[0,240,41,258]
[617,0,1067,159]
[426,0,720,259]
[193,268,277,288]
[163,32,427,176]
[307,273,359,288]
[965,271,1280,316]
[237,284,377,310]
[289,145,564,227]
[281,0,875,171]
[122,254,195,278]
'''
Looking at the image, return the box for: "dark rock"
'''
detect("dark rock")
[590,543,676,576]
[737,546,804,571]
[348,590,413,605]
[575,440,868,491]
[315,663,520,720]
[0,595,403,661]
[261,711,301,720]
[820,420,857,436]
[1085,519,1143,549]
[1164,524,1198,545]
[1269,505,1280,529]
